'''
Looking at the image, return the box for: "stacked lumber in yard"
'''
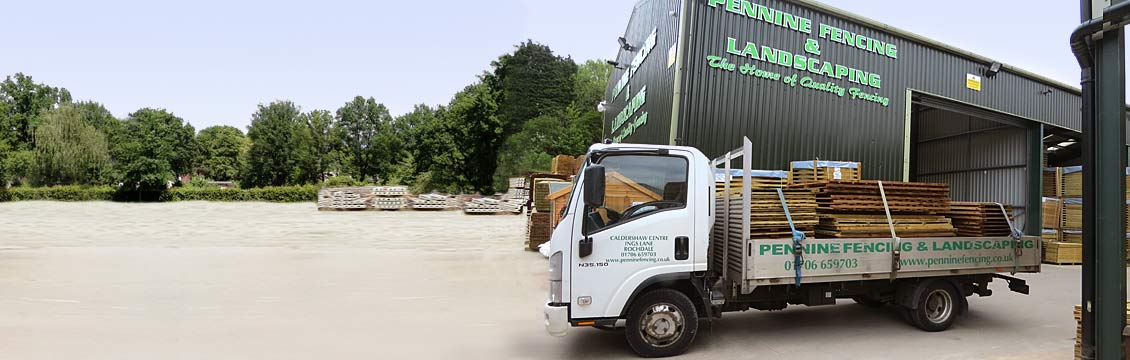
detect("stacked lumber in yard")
[1062,166,1083,197]
[464,198,502,214]
[714,169,787,197]
[525,212,553,251]
[372,186,409,196]
[817,214,956,238]
[718,189,818,239]
[1062,198,1083,230]
[551,155,577,175]
[574,155,586,174]
[788,160,861,184]
[945,202,1015,237]
[1045,241,1082,264]
[317,187,374,210]
[371,197,407,210]
[533,179,571,212]
[1042,197,1063,229]
[548,185,573,226]
[1074,303,1130,359]
[1062,230,1083,244]
[409,194,454,210]
[1042,168,1063,197]
[500,198,526,214]
[1041,229,1061,243]
[789,180,952,214]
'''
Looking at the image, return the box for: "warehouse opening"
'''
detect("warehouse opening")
[908,93,1041,232]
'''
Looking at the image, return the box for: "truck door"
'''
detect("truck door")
[571,150,696,319]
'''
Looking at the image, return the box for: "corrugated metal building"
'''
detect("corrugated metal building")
[602,0,1108,232]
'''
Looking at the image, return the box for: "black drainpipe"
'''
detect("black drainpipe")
[1070,1,1130,359]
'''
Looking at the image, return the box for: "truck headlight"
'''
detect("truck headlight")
[549,251,563,303]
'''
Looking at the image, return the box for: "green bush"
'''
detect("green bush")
[5,185,117,201]
[161,185,317,202]
[322,175,364,188]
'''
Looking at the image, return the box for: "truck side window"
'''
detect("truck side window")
[588,155,688,232]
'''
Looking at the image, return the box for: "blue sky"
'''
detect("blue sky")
[0,0,1096,130]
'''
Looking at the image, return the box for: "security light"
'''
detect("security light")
[986,62,1002,77]
[618,37,636,51]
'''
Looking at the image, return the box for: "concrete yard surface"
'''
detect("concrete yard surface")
[0,201,1122,359]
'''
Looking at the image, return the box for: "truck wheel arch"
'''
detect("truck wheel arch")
[618,273,707,319]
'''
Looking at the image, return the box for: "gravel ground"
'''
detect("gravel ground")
[0,201,1117,359]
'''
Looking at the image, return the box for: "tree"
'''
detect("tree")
[572,59,615,111]
[114,108,197,190]
[72,101,123,144]
[244,101,307,188]
[195,125,247,181]
[32,105,111,185]
[335,96,395,183]
[302,109,338,182]
[0,73,72,151]
[483,41,578,136]
[444,83,505,194]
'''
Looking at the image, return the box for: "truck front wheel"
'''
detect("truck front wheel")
[905,282,960,332]
[625,289,699,358]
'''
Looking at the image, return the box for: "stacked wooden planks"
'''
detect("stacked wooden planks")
[1041,168,1063,197]
[788,160,861,184]
[1074,303,1130,359]
[714,170,789,197]
[1062,166,1083,197]
[790,180,952,214]
[1062,231,1083,244]
[946,202,1015,237]
[533,180,571,212]
[817,214,955,238]
[789,180,955,238]
[1062,199,1083,230]
[1044,241,1082,264]
[1042,198,1063,229]
[551,155,577,175]
[526,212,553,251]
[719,189,817,239]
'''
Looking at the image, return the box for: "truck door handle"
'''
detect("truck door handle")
[675,236,689,260]
[579,237,593,258]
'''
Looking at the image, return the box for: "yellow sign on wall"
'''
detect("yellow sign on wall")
[966,73,982,91]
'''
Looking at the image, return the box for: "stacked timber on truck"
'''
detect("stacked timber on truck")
[711,189,816,274]
[788,160,861,184]
[714,169,787,196]
[946,202,1015,237]
[787,180,956,238]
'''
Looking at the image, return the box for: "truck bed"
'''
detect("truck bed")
[732,236,1040,293]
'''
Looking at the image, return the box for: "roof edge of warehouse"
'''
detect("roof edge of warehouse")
[786,0,1084,96]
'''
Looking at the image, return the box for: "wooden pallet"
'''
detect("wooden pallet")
[788,180,951,214]
[1042,168,1063,198]
[1063,169,1082,198]
[946,202,1015,237]
[1044,240,1082,264]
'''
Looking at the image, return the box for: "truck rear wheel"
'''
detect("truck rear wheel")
[906,282,959,332]
[625,289,698,358]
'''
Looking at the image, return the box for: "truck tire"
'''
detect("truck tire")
[625,289,699,358]
[906,282,960,332]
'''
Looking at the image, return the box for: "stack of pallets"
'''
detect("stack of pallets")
[1063,198,1083,231]
[534,180,571,212]
[790,180,956,238]
[526,212,553,251]
[369,186,409,210]
[945,202,1015,237]
[1062,166,1083,197]
[1074,303,1130,359]
[788,160,861,184]
[714,169,788,197]
[1042,168,1063,197]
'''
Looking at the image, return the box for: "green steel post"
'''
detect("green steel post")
[1027,124,1043,236]
[1093,23,1128,360]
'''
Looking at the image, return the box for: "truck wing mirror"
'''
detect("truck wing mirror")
[582,165,605,208]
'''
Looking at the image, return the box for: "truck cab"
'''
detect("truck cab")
[544,142,714,356]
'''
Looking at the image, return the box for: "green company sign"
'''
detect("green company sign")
[704,0,893,107]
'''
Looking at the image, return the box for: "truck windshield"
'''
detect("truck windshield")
[586,154,688,232]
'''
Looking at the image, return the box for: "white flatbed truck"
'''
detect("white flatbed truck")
[543,138,1040,357]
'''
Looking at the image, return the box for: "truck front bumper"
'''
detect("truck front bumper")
[544,302,569,337]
